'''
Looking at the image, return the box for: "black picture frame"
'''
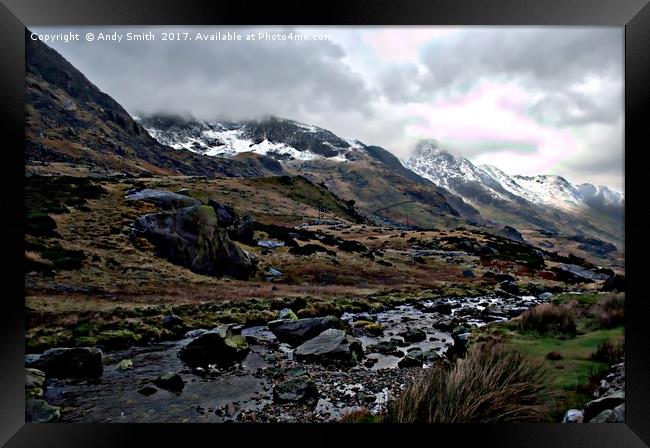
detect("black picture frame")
[1,0,648,446]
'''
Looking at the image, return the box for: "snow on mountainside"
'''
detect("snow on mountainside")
[402,140,624,214]
[138,114,361,164]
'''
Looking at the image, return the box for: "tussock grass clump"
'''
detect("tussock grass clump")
[383,343,551,423]
[591,340,625,365]
[596,294,625,329]
[518,303,576,335]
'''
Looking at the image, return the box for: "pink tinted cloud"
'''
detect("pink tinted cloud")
[404,81,578,174]
[363,27,458,63]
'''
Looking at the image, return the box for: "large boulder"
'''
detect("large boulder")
[126,189,200,210]
[178,325,250,367]
[273,375,319,407]
[132,205,256,280]
[26,347,103,378]
[268,315,344,347]
[294,329,363,366]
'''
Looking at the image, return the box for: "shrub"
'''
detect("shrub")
[518,303,576,335]
[591,340,625,365]
[382,343,551,423]
[596,294,625,328]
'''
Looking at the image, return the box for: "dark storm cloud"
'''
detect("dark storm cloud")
[34,26,376,122]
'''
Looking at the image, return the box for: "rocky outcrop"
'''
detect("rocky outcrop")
[132,204,256,280]
[26,347,103,378]
[178,325,250,367]
[268,316,344,347]
[294,329,363,367]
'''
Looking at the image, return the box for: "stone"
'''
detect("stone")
[25,399,61,423]
[138,385,158,396]
[277,308,298,320]
[258,240,285,249]
[268,315,344,347]
[153,372,185,392]
[273,376,318,407]
[368,341,404,357]
[562,409,584,423]
[294,329,363,366]
[26,347,103,379]
[589,409,614,423]
[178,325,250,367]
[427,299,453,315]
[538,292,553,300]
[116,359,133,371]
[125,189,200,210]
[266,267,283,278]
[184,329,209,339]
[462,269,476,278]
[609,403,625,423]
[583,390,625,421]
[398,355,423,368]
[132,205,256,280]
[161,314,184,331]
[25,368,46,398]
[398,328,426,342]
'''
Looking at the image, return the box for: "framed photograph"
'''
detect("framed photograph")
[1,0,648,446]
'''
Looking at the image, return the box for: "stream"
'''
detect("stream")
[42,293,548,422]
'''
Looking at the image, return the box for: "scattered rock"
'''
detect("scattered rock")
[116,359,133,371]
[277,308,298,320]
[25,368,46,398]
[398,328,426,342]
[398,355,423,368]
[153,372,185,392]
[178,325,250,367]
[138,385,158,396]
[583,391,625,421]
[546,351,563,361]
[273,376,319,407]
[462,269,475,278]
[538,292,553,300]
[25,399,61,423]
[562,409,584,423]
[294,329,363,366]
[265,267,283,279]
[26,347,103,379]
[258,240,285,249]
[268,316,344,347]
[161,314,185,332]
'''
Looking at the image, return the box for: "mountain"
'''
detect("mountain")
[140,114,482,228]
[24,29,280,178]
[402,141,624,245]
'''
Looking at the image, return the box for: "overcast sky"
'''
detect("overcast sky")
[32,26,624,192]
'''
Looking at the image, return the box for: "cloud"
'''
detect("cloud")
[31,26,623,192]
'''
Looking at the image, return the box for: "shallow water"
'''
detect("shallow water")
[42,294,546,422]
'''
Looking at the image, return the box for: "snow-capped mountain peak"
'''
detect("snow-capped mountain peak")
[138,114,365,164]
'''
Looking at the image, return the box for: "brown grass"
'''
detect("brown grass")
[591,340,625,365]
[518,303,576,335]
[596,294,625,329]
[382,343,551,423]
